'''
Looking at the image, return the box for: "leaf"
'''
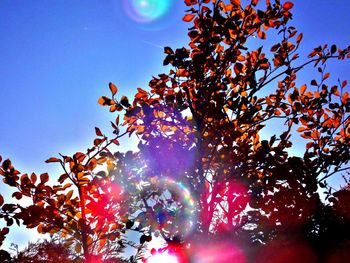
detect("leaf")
[12,192,22,200]
[94,138,103,146]
[75,243,82,253]
[296,33,303,44]
[98,96,114,106]
[95,127,103,137]
[342,92,349,104]
[98,239,107,252]
[342,80,347,88]
[230,0,240,6]
[258,30,266,39]
[74,152,86,163]
[45,157,61,163]
[251,0,258,6]
[164,46,174,55]
[311,80,318,86]
[112,139,120,145]
[183,14,196,22]
[109,82,118,96]
[40,173,49,184]
[234,63,243,75]
[176,68,189,77]
[323,72,330,81]
[58,173,69,184]
[30,173,37,184]
[300,84,307,94]
[184,0,198,6]
[2,159,11,170]
[0,194,4,206]
[66,190,74,200]
[331,44,337,54]
[1,227,9,235]
[120,96,131,107]
[283,1,294,10]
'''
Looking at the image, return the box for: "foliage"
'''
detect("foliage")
[0,132,131,262]
[1,0,350,262]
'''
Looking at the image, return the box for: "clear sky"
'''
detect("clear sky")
[0,0,350,250]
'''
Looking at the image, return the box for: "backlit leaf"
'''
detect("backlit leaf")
[109,82,118,96]
[45,157,61,163]
[283,1,294,10]
[183,14,196,22]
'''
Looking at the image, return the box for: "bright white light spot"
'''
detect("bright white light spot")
[140,0,149,7]
[147,252,179,263]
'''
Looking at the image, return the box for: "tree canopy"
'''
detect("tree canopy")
[1,0,350,262]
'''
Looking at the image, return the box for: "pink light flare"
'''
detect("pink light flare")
[191,241,246,263]
[146,251,179,263]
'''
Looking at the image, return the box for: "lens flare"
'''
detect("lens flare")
[192,241,246,263]
[122,0,173,23]
[159,178,197,238]
[147,252,179,263]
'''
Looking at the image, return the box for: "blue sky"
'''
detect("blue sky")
[0,0,350,250]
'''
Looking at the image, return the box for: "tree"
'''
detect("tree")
[97,0,350,261]
[0,129,131,262]
[1,0,350,262]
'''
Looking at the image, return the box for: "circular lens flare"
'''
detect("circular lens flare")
[147,252,179,263]
[123,0,173,23]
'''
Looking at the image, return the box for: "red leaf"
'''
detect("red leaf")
[283,1,294,10]
[234,63,243,75]
[40,173,49,183]
[94,138,103,146]
[74,152,86,163]
[95,127,103,137]
[12,192,22,200]
[184,0,198,6]
[1,227,9,235]
[164,46,174,55]
[0,194,4,206]
[112,139,120,145]
[30,173,37,184]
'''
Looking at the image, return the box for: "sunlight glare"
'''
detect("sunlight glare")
[147,252,179,263]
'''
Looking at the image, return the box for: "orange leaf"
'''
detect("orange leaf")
[296,33,303,44]
[176,68,189,77]
[45,157,61,163]
[342,92,349,104]
[109,82,118,96]
[74,152,86,163]
[98,96,114,106]
[230,0,240,6]
[258,30,266,39]
[183,14,196,22]
[323,72,330,81]
[300,84,307,94]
